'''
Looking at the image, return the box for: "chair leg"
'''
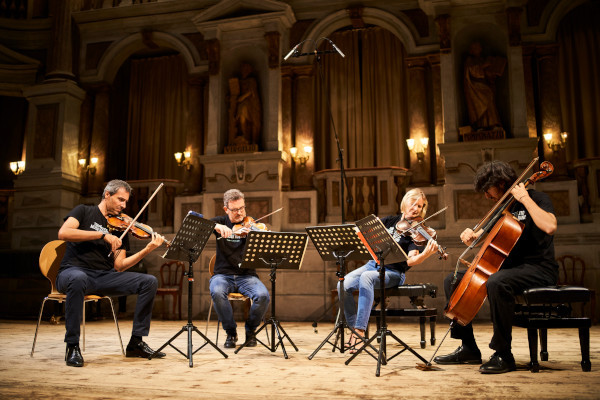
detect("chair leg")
[579,327,592,372]
[205,299,214,336]
[527,327,540,372]
[105,297,124,355]
[31,297,50,357]
[429,315,436,346]
[419,316,426,349]
[539,328,548,361]
[82,300,87,352]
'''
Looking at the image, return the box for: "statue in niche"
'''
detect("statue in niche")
[226,63,261,153]
[463,42,506,131]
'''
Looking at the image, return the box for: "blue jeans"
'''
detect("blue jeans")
[209,274,270,334]
[338,260,405,331]
[56,267,158,344]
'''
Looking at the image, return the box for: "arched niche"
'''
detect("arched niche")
[453,23,510,135]
[82,31,206,85]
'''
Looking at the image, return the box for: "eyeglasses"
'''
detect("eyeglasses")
[227,205,246,213]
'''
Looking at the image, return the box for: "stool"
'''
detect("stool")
[513,285,592,372]
[371,283,438,349]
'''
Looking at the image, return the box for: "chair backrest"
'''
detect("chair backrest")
[557,255,586,286]
[159,261,185,288]
[39,240,67,294]
[209,254,216,276]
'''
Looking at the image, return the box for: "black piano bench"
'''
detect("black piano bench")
[371,283,438,349]
[513,285,592,372]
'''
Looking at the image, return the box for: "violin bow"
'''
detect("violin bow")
[398,206,448,236]
[253,207,283,223]
[108,182,164,257]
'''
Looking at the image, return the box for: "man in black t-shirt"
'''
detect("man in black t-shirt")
[434,161,559,374]
[57,179,166,367]
[210,189,270,349]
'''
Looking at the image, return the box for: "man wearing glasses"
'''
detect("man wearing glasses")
[210,189,270,348]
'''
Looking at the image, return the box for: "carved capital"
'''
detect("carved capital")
[506,7,522,47]
[206,39,220,75]
[265,31,281,69]
[435,14,451,53]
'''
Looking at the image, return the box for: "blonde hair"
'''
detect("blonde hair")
[400,188,428,218]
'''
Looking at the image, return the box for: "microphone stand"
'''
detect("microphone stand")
[288,43,349,224]
[286,42,350,330]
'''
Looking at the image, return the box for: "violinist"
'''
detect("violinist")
[57,179,166,367]
[211,189,270,349]
[340,188,440,352]
[434,160,558,373]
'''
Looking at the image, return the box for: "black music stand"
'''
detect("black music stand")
[305,225,373,359]
[234,230,308,358]
[149,211,228,367]
[345,214,428,376]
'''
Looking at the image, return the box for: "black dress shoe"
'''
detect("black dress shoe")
[224,334,238,348]
[65,344,84,367]
[126,341,166,359]
[244,335,257,347]
[479,353,516,374]
[434,346,482,365]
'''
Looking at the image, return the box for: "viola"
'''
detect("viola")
[444,159,554,326]
[107,213,170,245]
[395,217,449,260]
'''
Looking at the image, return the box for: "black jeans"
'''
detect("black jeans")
[56,266,158,344]
[443,263,557,354]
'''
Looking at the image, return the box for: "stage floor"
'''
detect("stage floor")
[1,319,598,399]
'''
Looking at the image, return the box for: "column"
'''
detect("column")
[406,56,431,184]
[292,65,314,190]
[428,54,445,184]
[506,7,529,139]
[436,14,459,143]
[46,0,75,80]
[13,81,85,249]
[88,83,110,195]
[185,77,206,194]
[280,66,293,191]
[205,37,222,155]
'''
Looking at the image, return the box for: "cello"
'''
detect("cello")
[444,159,554,326]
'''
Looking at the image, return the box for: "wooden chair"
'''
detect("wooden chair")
[156,260,185,320]
[31,240,124,356]
[557,255,596,322]
[204,255,251,345]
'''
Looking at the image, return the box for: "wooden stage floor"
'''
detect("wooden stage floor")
[0,319,598,399]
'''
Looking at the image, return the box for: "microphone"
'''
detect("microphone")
[283,43,300,61]
[327,39,345,58]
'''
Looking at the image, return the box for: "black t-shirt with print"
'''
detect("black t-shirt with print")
[60,204,129,272]
[211,214,257,277]
[503,189,558,271]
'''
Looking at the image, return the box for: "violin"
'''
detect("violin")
[232,216,268,237]
[107,213,170,245]
[395,217,449,260]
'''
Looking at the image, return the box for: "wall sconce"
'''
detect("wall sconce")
[78,157,98,175]
[174,151,192,171]
[9,160,25,175]
[543,132,567,153]
[406,137,429,163]
[290,146,312,166]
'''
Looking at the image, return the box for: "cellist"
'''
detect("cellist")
[434,160,559,373]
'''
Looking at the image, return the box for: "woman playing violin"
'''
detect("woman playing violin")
[434,160,558,374]
[211,189,270,349]
[340,188,440,352]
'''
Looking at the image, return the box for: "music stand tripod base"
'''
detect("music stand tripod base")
[346,214,428,376]
[149,211,227,367]
[234,231,308,358]
[305,224,372,359]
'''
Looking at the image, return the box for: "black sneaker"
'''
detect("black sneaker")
[65,344,84,367]
[434,345,482,365]
[126,341,166,359]
[479,352,516,374]
[224,334,238,348]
